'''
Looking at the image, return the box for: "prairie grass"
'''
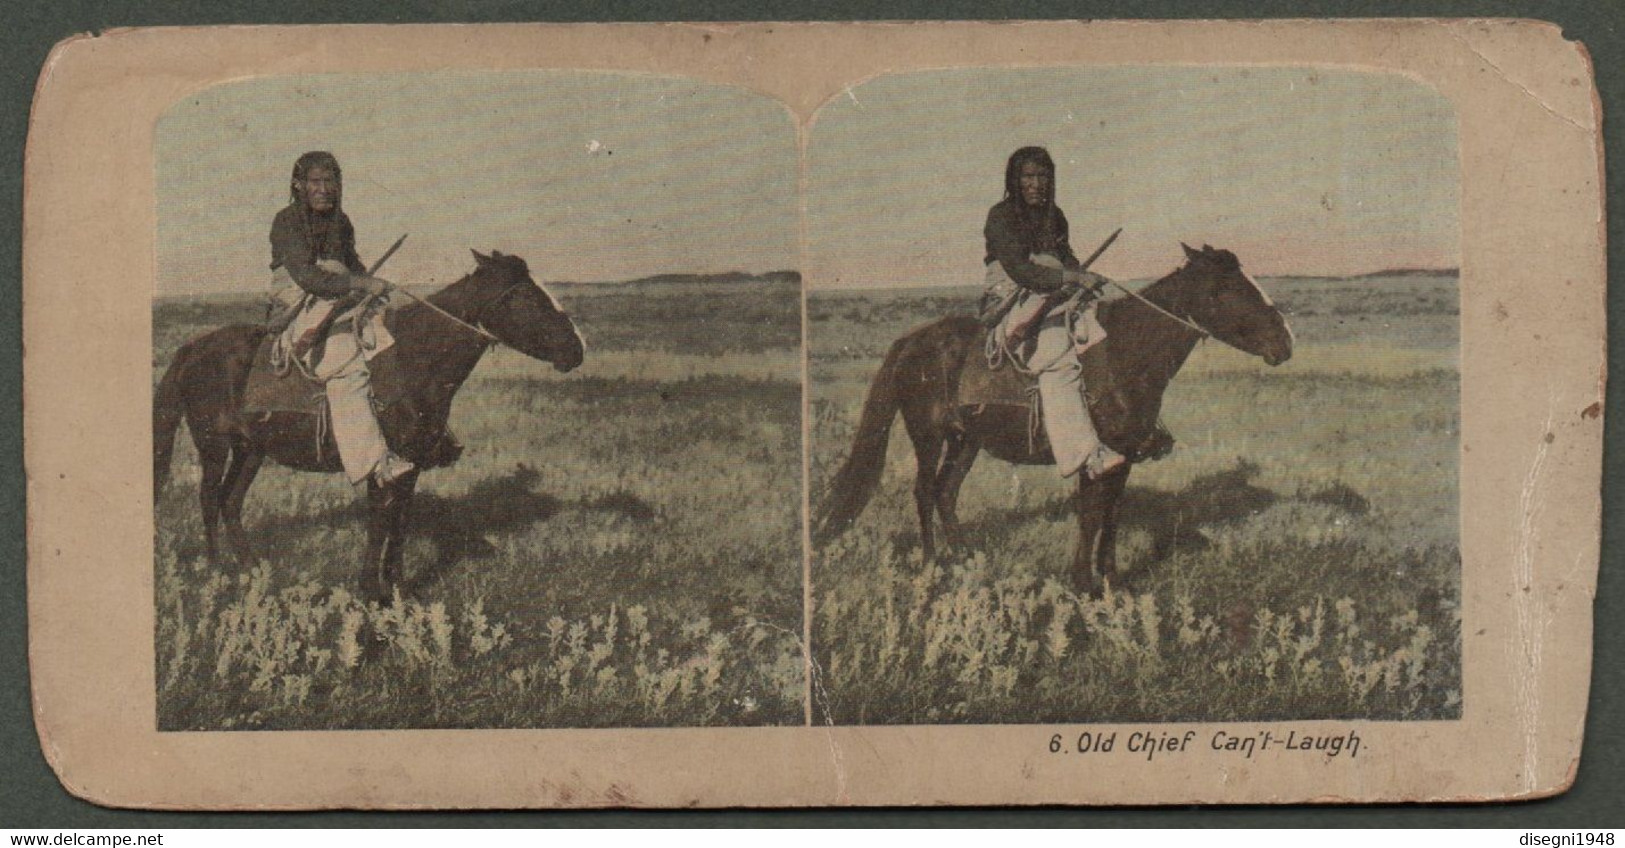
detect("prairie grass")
[154,278,804,729]
[808,272,1461,724]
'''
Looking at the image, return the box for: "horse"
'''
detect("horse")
[153,249,585,603]
[812,243,1293,596]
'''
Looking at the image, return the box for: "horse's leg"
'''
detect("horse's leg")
[902,412,944,563]
[362,478,391,604]
[195,436,232,566]
[1091,464,1132,591]
[379,469,420,599]
[219,447,265,569]
[935,429,981,553]
[1072,463,1132,597]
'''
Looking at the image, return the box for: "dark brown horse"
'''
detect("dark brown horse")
[813,244,1293,595]
[154,250,585,602]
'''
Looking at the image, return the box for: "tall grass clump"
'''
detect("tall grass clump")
[814,531,1459,725]
[158,552,804,729]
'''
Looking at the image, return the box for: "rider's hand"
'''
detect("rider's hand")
[1062,269,1109,297]
[353,275,393,297]
[316,259,349,274]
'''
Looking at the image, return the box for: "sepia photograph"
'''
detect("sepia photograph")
[808,66,1461,725]
[150,71,805,730]
[21,21,1601,808]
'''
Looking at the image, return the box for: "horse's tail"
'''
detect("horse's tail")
[152,341,192,499]
[812,337,909,545]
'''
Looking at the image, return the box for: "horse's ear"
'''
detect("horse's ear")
[491,249,505,258]
[1202,243,1214,253]
[471,249,490,265]
[1182,242,1200,261]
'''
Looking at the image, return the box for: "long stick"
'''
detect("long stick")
[363,234,500,342]
[1077,227,1122,275]
[982,227,1123,330]
[1004,227,1124,339]
[295,233,412,358]
[367,233,408,277]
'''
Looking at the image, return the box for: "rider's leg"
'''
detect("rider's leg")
[314,331,413,486]
[1031,318,1121,478]
[1032,322,1094,477]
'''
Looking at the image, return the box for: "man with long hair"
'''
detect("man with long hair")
[268,150,414,487]
[982,146,1123,479]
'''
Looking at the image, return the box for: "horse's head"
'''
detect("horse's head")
[1174,243,1293,366]
[468,249,585,372]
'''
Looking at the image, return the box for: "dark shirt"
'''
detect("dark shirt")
[983,198,1082,294]
[269,203,366,299]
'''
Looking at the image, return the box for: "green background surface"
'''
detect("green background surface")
[3,0,1620,827]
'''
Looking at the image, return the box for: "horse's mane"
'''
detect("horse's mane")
[420,250,530,303]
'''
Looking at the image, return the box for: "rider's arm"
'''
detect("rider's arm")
[1052,209,1109,292]
[339,215,367,276]
[269,207,354,299]
[1053,208,1083,271]
[985,204,1067,294]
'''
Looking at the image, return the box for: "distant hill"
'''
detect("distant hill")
[1271,268,1459,282]
[552,270,801,290]
[155,270,803,306]
[811,268,1460,294]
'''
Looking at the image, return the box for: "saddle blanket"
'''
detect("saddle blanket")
[244,293,400,417]
[241,333,407,417]
[957,344,1040,409]
[955,337,1168,460]
[956,338,1114,411]
[242,336,327,416]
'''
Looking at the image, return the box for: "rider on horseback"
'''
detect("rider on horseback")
[981,146,1125,479]
[267,151,415,488]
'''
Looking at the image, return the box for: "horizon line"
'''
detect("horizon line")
[155,265,1459,298]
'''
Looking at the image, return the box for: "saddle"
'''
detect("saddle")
[243,300,399,417]
[240,334,464,468]
[955,335,1175,462]
[242,335,328,416]
[243,323,423,418]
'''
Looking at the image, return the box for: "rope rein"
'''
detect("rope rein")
[387,283,511,346]
[1104,280,1209,339]
[987,271,1258,376]
[1103,278,1257,357]
[275,278,534,382]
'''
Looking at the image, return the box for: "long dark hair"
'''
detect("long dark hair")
[1003,146,1055,208]
[288,151,347,259]
[1002,146,1062,251]
[289,150,343,209]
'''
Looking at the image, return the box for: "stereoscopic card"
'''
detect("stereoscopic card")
[23,21,1602,807]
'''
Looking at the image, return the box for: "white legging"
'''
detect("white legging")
[1007,299,1105,478]
[311,330,391,485]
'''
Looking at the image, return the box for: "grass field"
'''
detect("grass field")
[154,275,804,730]
[808,272,1462,725]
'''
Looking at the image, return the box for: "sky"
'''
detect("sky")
[155,65,1457,296]
[155,71,799,295]
[806,66,1459,288]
